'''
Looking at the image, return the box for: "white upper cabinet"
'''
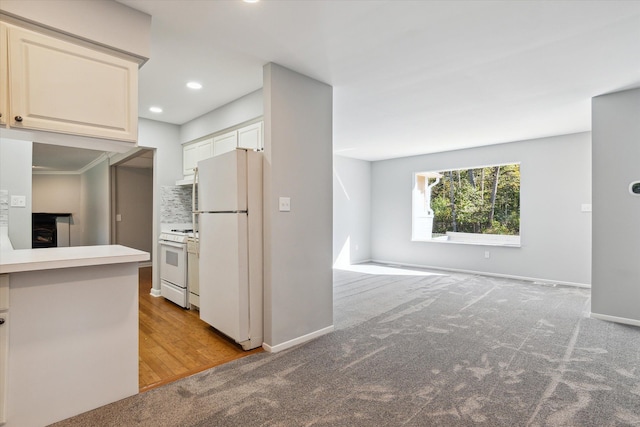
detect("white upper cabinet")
[183,138,213,176]
[0,275,8,425]
[237,122,263,150]
[183,142,199,177]
[0,24,7,127]
[181,121,263,182]
[0,22,138,142]
[197,138,214,162]
[213,130,238,156]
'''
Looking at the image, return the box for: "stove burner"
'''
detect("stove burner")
[171,229,193,233]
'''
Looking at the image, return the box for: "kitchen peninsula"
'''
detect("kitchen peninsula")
[0,245,149,427]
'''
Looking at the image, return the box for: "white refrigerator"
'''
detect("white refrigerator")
[195,148,263,350]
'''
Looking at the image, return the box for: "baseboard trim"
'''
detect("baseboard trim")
[370,259,591,289]
[138,261,152,268]
[590,312,640,328]
[150,288,161,297]
[263,325,334,353]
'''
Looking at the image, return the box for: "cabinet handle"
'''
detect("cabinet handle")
[0,318,4,325]
[15,116,23,122]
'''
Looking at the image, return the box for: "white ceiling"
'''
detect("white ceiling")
[31,143,105,173]
[116,0,640,161]
[31,143,153,173]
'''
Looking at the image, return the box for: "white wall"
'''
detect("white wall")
[0,138,32,249]
[333,155,371,265]
[137,118,182,293]
[263,63,333,350]
[371,132,592,286]
[80,159,110,246]
[591,88,640,325]
[180,89,263,144]
[32,174,82,246]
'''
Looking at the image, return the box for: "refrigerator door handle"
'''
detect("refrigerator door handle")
[198,210,248,214]
[192,166,199,239]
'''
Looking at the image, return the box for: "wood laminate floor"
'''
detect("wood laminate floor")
[138,267,262,392]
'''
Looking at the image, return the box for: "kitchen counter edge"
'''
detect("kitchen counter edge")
[0,244,150,274]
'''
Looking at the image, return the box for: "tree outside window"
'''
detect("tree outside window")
[412,163,520,244]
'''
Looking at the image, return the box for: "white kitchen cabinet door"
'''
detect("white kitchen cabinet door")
[237,122,263,150]
[0,311,7,425]
[183,142,199,176]
[213,130,238,156]
[183,138,214,176]
[0,24,7,127]
[0,274,8,425]
[197,138,214,162]
[6,25,138,142]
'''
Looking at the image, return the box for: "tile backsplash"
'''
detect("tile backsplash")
[161,186,193,223]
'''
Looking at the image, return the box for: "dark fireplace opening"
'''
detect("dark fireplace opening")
[32,213,71,248]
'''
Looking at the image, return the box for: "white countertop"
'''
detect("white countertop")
[0,244,149,274]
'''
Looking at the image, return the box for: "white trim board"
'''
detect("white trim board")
[369,259,591,289]
[263,325,334,353]
[590,312,640,328]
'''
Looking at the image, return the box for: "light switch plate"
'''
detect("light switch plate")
[279,197,291,212]
[10,195,26,207]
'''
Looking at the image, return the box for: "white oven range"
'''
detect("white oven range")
[158,229,193,308]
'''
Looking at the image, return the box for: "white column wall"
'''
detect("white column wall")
[591,88,640,325]
[263,63,333,351]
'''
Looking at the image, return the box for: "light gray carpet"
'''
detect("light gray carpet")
[52,264,640,426]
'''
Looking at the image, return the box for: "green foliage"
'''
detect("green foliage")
[429,164,520,236]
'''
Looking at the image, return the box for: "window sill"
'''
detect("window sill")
[412,232,521,247]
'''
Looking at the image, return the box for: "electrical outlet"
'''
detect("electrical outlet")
[279,197,291,212]
[484,251,490,259]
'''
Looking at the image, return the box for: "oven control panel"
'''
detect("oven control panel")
[159,231,193,243]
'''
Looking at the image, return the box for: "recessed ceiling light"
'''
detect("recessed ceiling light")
[186,81,203,90]
[149,106,163,113]
[243,0,259,3]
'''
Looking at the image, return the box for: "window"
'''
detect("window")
[412,163,520,246]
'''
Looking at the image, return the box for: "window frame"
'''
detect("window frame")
[411,162,521,247]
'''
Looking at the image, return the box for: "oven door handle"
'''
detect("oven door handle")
[159,240,186,249]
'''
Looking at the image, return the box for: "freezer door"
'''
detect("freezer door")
[197,149,247,212]
[198,212,250,343]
